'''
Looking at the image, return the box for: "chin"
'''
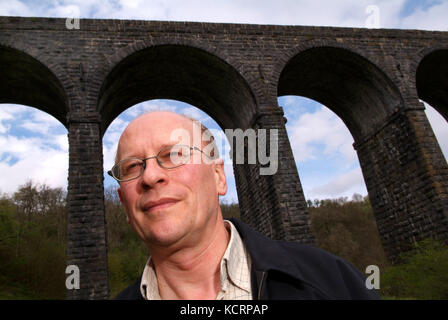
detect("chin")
[142,219,187,247]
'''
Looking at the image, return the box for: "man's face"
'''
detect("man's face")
[116,112,227,249]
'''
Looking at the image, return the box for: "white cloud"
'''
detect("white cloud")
[0,111,13,133]
[287,106,356,164]
[0,104,28,114]
[0,104,68,195]
[281,96,299,108]
[289,101,448,200]
[46,4,80,18]
[1,1,447,202]
[19,109,63,135]
[0,123,9,134]
[365,0,406,29]
[0,104,27,134]
[55,134,69,152]
[283,101,366,199]
[308,168,367,199]
[2,0,445,31]
[0,110,13,122]
[399,1,448,31]
[0,0,32,16]
[20,121,50,135]
[104,117,127,146]
[103,118,125,170]
[103,141,118,174]
[123,100,178,118]
[31,109,60,123]
[141,0,400,28]
[0,134,68,194]
[180,107,210,123]
[34,150,68,186]
[424,103,448,160]
[120,0,144,9]
[0,135,40,154]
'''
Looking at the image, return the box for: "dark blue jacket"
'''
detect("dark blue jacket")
[114,218,381,300]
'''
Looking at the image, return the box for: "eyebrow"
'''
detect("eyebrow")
[157,142,181,150]
[116,141,184,164]
[123,142,181,158]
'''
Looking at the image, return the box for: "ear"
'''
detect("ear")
[213,158,227,196]
[117,187,131,224]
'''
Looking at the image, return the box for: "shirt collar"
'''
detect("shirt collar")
[227,217,306,282]
[139,219,251,299]
[220,220,252,293]
[140,257,161,300]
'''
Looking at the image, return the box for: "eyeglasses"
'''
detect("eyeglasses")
[108,144,211,182]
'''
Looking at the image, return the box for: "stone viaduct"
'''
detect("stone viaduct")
[0,16,447,299]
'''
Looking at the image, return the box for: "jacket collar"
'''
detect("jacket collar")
[228,218,305,283]
[125,218,305,300]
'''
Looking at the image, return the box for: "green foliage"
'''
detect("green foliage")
[108,242,148,298]
[309,196,448,300]
[380,238,448,299]
[0,183,149,299]
[0,185,66,299]
[220,200,241,220]
[103,186,148,298]
[309,195,389,273]
[1,182,447,300]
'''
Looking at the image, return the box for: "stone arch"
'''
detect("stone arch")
[415,48,448,122]
[97,41,259,135]
[275,44,416,262]
[276,43,404,142]
[0,45,69,127]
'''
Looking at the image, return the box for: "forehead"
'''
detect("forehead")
[117,112,198,156]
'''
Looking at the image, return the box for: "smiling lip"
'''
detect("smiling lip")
[144,198,179,212]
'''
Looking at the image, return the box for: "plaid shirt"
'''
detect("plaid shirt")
[140,220,252,300]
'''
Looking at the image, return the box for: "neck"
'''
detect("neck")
[149,217,230,300]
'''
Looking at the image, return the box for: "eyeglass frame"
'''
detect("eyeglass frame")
[107,144,213,182]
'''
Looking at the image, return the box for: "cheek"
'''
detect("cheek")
[180,164,211,190]
[119,185,139,214]
[181,165,217,203]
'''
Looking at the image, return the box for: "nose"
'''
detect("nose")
[140,157,167,188]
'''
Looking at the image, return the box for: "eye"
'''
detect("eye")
[157,148,173,161]
[159,145,190,167]
[121,159,143,175]
[170,149,186,158]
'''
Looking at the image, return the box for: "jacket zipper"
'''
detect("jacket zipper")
[257,271,266,300]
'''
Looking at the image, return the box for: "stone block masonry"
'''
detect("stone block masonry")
[1,16,447,299]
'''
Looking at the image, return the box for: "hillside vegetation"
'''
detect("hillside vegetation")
[0,181,447,299]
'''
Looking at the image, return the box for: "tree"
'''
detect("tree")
[352,193,364,202]
[13,180,39,223]
[104,186,129,247]
[12,180,67,244]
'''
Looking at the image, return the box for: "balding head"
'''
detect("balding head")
[115,111,218,164]
[114,110,227,250]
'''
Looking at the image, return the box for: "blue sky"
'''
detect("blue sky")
[1,0,447,203]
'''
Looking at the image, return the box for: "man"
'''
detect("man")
[110,111,380,300]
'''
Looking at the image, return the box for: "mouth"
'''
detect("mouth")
[143,198,179,213]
